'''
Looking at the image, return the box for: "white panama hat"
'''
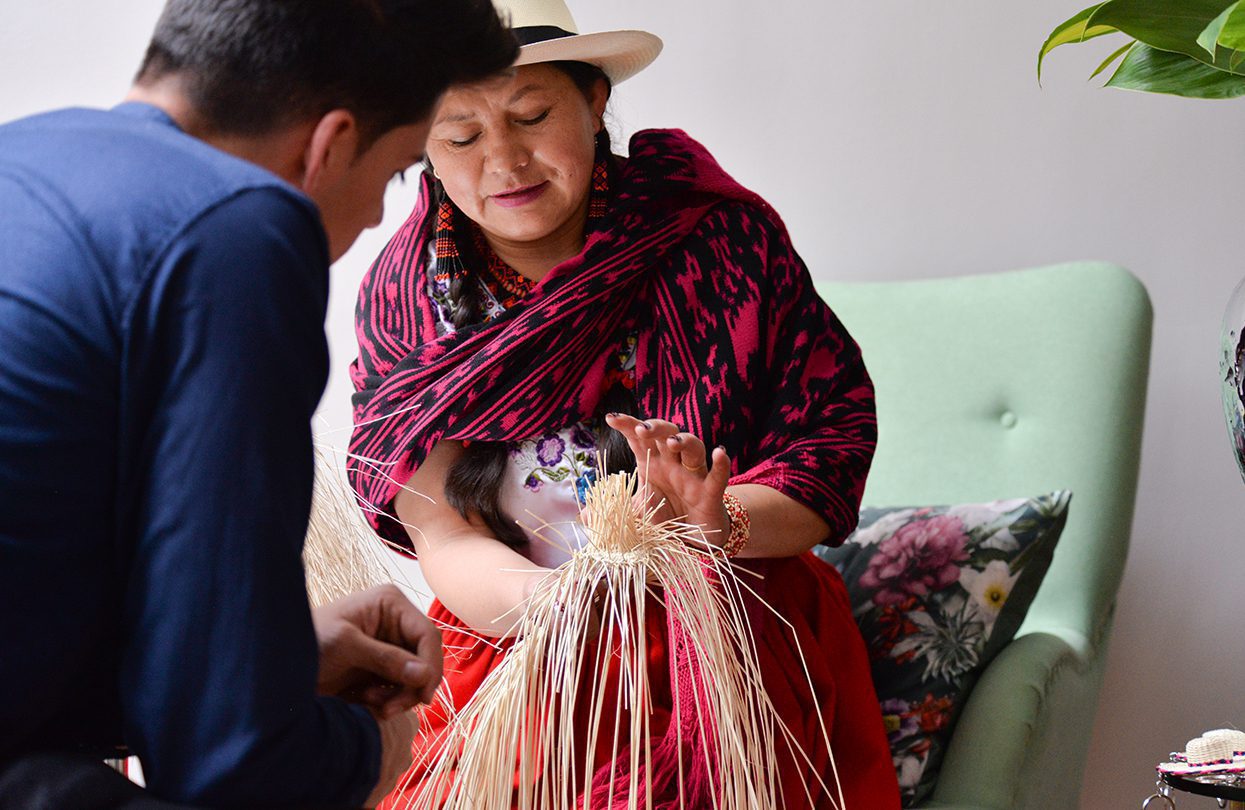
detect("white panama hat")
[492,0,663,85]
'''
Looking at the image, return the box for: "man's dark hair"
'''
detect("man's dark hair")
[135,0,518,142]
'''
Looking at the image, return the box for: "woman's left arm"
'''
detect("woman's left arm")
[725,210,876,550]
[604,414,828,558]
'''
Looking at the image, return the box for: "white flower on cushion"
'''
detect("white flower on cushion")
[945,502,1004,528]
[959,560,1018,619]
[852,508,918,547]
[979,527,1020,553]
[892,595,983,681]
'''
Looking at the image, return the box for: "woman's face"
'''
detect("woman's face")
[427,64,608,256]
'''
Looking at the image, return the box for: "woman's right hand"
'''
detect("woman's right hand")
[604,414,733,549]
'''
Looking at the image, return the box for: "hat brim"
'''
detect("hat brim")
[1160,756,1245,776]
[514,30,663,85]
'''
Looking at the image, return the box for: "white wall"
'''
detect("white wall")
[5,2,1244,806]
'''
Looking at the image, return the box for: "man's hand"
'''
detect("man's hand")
[312,584,443,719]
[363,710,419,808]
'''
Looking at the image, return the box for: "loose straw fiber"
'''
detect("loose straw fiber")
[397,469,841,810]
[302,447,396,608]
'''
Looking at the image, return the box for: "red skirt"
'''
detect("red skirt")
[380,552,900,810]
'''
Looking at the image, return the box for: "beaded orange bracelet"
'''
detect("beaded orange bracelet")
[720,492,751,557]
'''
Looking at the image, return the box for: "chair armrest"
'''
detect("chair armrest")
[917,624,1110,810]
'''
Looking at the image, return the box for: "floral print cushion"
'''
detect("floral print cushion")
[813,491,1071,807]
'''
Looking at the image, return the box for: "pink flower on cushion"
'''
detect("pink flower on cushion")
[859,515,970,607]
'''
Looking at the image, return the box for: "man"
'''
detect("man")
[0,1,517,807]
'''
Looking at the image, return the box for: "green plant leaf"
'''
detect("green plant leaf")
[1090,40,1137,79]
[1197,0,1240,55]
[1223,7,1245,46]
[1207,1,1245,67]
[1039,2,1119,83]
[1092,0,1245,74]
[1106,41,1245,96]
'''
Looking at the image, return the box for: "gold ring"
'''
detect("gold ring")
[681,459,708,473]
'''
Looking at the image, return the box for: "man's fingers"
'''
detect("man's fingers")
[379,696,413,720]
[350,631,433,694]
[355,684,419,719]
[361,683,398,706]
[378,689,424,719]
[360,585,444,697]
[391,599,444,691]
[377,643,421,686]
[315,586,445,712]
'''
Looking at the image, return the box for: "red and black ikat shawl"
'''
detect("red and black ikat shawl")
[348,129,876,550]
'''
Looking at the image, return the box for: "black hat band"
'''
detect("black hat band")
[514,26,576,46]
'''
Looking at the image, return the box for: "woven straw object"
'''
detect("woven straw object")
[1160,727,1245,776]
[391,469,837,810]
[1204,729,1245,753]
[302,447,400,608]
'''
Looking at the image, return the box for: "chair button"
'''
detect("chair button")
[1000,411,1018,429]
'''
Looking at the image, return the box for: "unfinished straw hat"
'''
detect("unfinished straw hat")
[396,469,831,809]
[493,0,663,85]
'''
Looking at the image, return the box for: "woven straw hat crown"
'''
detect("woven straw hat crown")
[491,0,662,85]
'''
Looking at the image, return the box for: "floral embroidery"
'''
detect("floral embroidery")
[427,251,506,337]
[569,423,595,450]
[511,427,599,503]
[574,467,598,505]
[535,436,566,468]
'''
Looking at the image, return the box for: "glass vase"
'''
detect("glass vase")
[1220,276,1245,486]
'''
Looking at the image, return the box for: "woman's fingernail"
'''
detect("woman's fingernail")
[402,661,425,682]
[671,435,683,443]
[642,422,652,430]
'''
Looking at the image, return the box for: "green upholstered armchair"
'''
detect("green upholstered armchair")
[817,263,1152,810]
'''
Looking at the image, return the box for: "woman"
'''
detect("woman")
[349,1,901,807]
